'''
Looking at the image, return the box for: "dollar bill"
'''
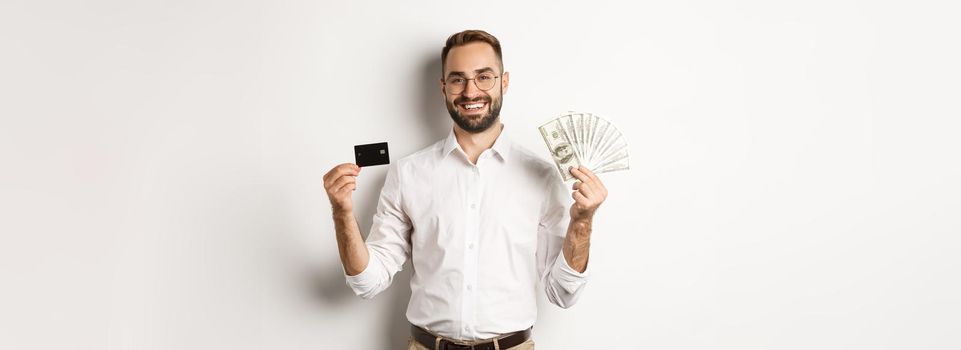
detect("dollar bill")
[593,148,630,174]
[539,119,582,181]
[539,112,629,180]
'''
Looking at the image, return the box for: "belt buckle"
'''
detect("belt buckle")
[443,342,474,350]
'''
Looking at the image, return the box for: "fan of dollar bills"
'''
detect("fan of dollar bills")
[538,111,630,181]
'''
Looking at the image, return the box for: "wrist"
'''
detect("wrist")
[573,204,598,220]
[332,207,354,220]
[571,213,594,225]
[568,218,593,239]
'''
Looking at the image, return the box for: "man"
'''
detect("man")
[323,30,608,350]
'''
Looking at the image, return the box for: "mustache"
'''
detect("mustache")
[453,96,491,105]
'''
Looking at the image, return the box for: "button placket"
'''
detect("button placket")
[464,164,485,338]
[460,163,482,339]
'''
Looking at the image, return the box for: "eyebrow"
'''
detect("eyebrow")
[446,67,496,78]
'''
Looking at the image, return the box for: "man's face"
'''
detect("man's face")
[441,42,510,134]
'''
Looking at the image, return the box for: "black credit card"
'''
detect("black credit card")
[354,142,390,167]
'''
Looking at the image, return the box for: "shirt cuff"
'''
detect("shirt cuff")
[344,255,380,293]
[551,249,590,294]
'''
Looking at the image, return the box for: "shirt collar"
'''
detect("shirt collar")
[441,123,512,162]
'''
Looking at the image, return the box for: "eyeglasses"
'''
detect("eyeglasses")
[444,72,500,94]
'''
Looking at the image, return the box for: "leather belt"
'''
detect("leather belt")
[411,324,531,350]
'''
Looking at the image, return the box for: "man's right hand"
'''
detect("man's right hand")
[323,163,361,214]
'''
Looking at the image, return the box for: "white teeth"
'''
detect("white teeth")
[464,103,484,110]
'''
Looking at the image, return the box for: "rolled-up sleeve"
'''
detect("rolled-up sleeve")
[344,163,412,299]
[537,170,590,309]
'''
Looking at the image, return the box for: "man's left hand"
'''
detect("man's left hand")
[569,166,608,222]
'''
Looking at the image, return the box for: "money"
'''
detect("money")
[538,118,582,181]
[538,111,630,181]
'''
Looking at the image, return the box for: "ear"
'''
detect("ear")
[501,71,510,95]
[439,78,446,96]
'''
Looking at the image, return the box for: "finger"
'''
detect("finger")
[572,181,582,191]
[323,168,337,187]
[587,169,606,194]
[324,163,355,180]
[576,183,595,199]
[334,180,357,195]
[573,190,589,205]
[569,166,593,184]
[329,175,356,193]
[340,163,361,177]
[597,176,608,197]
[579,167,607,196]
[579,166,600,183]
[325,164,360,188]
[335,182,357,194]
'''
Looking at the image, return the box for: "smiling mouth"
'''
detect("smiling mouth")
[458,101,488,113]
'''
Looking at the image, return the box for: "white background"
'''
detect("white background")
[2,0,959,349]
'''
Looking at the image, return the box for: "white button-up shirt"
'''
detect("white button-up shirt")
[345,125,590,340]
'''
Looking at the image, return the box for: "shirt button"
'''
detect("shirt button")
[468,243,474,249]
[467,284,473,291]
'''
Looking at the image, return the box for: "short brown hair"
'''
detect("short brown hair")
[441,29,503,75]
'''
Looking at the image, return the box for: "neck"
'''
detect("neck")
[453,122,503,164]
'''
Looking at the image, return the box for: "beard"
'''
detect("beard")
[445,93,503,134]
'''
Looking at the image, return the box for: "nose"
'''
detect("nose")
[461,78,482,98]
